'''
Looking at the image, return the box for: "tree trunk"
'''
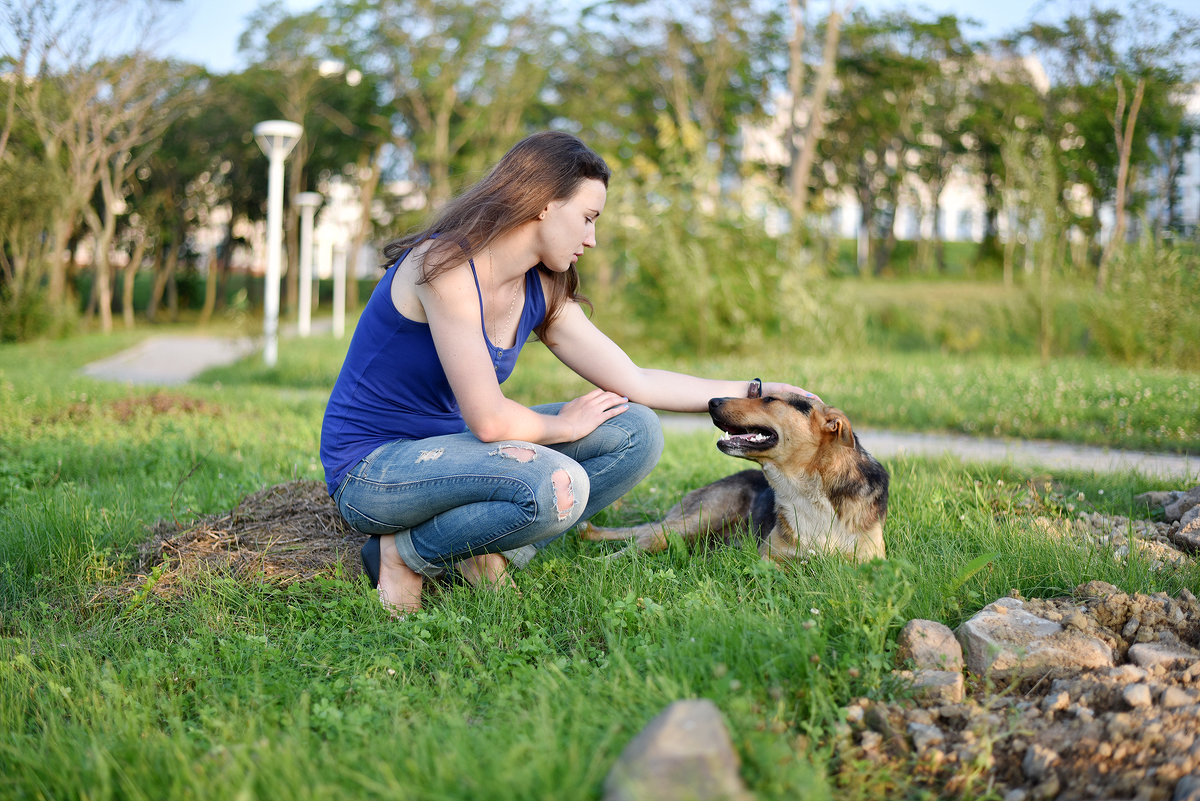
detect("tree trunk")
[788,3,844,227]
[929,178,945,273]
[146,242,176,323]
[122,235,149,329]
[1097,76,1145,290]
[47,216,74,305]
[199,246,218,326]
[856,180,872,275]
[874,204,897,276]
[347,144,384,310]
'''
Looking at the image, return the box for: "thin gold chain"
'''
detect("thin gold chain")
[488,247,520,346]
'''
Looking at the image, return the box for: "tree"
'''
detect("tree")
[1,0,182,333]
[78,55,186,333]
[338,0,559,207]
[822,10,939,274]
[905,15,974,273]
[1016,4,1200,287]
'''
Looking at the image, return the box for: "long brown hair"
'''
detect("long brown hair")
[382,131,611,343]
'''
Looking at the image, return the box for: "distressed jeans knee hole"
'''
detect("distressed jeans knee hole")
[552,468,575,521]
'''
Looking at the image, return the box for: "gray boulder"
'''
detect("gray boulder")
[603,699,751,801]
[1164,485,1200,523]
[955,598,1114,678]
[897,619,964,671]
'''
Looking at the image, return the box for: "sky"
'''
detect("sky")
[161,0,1191,74]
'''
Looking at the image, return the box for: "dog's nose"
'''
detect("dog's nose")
[708,398,727,413]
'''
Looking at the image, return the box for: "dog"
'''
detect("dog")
[581,394,889,562]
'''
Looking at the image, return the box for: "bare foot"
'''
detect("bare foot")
[454,553,518,592]
[377,533,423,615]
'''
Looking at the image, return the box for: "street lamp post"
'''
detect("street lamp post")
[294,191,322,337]
[253,120,303,366]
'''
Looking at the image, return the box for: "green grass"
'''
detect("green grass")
[1,324,1197,800]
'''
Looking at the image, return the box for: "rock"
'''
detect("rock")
[1075,580,1121,599]
[1122,683,1153,709]
[897,619,964,671]
[1171,516,1200,554]
[1042,691,1070,713]
[894,669,965,705]
[603,699,750,801]
[1176,775,1200,801]
[907,722,945,754]
[955,598,1115,679]
[1183,505,1200,527]
[1164,485,1200,523]
[1128,642,1200,670]
[1134,490,1178,510]
[1022,743,1060,782]
[1159,686,1197,708]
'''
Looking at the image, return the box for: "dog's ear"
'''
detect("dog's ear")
[822,408,855,447]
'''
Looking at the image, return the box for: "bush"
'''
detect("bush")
[0,286,77,342]
[1084,240,1200,370]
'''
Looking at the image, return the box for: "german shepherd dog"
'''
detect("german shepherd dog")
[582,394,889,562]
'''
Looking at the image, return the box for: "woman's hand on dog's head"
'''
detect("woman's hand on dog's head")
[764,381,822,404]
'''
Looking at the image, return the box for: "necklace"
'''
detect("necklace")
[488,247,521,350]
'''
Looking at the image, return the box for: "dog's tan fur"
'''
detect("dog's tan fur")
[581,394,889,562]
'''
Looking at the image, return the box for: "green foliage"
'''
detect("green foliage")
[1084,238,1200,368]
[0,285,77,342]
[610,200,823,357]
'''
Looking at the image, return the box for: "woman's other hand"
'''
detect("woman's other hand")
[557,388,629,440]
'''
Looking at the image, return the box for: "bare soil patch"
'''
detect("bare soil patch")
[37,391,222,425]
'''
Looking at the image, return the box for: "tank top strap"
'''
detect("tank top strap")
[466,259,489,342]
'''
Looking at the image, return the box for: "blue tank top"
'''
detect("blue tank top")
[320,252,547,495]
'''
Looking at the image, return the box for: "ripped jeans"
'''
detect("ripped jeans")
[333,403,664,577]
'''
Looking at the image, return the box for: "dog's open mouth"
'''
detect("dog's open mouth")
[716,424,778,451]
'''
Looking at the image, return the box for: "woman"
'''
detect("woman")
[320,131,817,613]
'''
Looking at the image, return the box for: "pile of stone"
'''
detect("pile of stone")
[848,581,1200,801]
[1134,485,1200,554]
[601,485,1200,801]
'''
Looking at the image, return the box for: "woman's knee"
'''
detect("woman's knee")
[616,402,665,464]
[489,443,590,530]
[549,460,589,526]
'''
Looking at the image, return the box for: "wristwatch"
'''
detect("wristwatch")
[747,378,762,398]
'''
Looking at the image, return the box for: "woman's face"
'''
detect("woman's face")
[535,178,607,272]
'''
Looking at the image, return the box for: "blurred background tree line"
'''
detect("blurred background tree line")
[1,0,1198,367]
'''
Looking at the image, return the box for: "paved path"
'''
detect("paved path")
[658,416,1196,480]
[80,334,258,386]
[81,336,1197,481]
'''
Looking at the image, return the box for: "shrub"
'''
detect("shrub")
[1084,239,1199,369]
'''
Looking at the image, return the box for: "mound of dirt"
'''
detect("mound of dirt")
[124,480,363,596]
